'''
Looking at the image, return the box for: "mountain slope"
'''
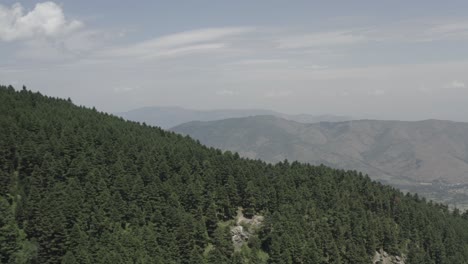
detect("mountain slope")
[173,116,468,206]
[2,85,468,263]
[116,106,350,128]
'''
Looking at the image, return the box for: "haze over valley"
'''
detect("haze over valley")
[170,115,468,208]
[2,0,468,263]
[117,106,351,129]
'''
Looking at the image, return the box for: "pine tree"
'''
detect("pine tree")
[206,202,219,238]
[0,197,21,263]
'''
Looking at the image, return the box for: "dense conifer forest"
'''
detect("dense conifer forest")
[2,85,468,263]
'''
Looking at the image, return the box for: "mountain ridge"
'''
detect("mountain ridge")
[173,115,468,207]
[116,106,351,128]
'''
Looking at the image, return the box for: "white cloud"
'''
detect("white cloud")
[140,27,252,49]
[150,43,226,58]
[364,19,468,43]
[8,27,114,62]
[444,80,466,89]
[429,22,468,34]
[100,27,254,59]
[277,31,367,49]
[426,21,468,40]
[275,19,468,50]
[0,2,82,41]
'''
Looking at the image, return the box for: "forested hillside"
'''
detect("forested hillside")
[172,115,468,209]
[1,85,468,263]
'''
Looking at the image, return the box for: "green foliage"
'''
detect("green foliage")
[0,197,21,263]
[1,85,468,263]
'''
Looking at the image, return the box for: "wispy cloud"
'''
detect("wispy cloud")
[275,19,468,51]
[0,2,82,41]
[444,80,466,89]
[365,19,468,43]
[150,43,226,58]
[425,21,468,40]
[277,30,367,49]
[100,27,254,59]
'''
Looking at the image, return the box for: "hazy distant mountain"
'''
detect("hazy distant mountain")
[173,116,468,207]
[116,106,350,128]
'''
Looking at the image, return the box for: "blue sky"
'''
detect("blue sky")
[1,1,468,121]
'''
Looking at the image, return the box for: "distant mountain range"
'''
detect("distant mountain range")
[116,106,351,128]
[172,115,468,208]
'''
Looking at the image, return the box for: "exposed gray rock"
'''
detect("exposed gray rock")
[231,208,264,250]
[237,214,264,229]
[372,249,405,264]
[231,225,250,249]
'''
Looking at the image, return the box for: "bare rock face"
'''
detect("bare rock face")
[231,225,250,249]
[231,208,264,250]
[372,249,405,264]
[237,214,264,228]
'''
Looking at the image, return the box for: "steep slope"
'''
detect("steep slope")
[173,116,468,207]
[116,106,350,128]
[2,85,468,263]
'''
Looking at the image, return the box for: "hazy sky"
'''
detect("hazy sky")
[1,1,468,121]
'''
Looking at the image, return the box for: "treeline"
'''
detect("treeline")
[1,85,468,263]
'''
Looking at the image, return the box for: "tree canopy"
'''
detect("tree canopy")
[1,85,468,263]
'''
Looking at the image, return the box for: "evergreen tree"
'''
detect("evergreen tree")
[1,85,468,263]
[0,197,21,263]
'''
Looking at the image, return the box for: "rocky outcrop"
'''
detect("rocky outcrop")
[372,249,405,264]
[231,225,250,249]
[237,214,264,227]
[231,208,264,250]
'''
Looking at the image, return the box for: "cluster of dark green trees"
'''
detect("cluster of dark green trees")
[1,85,468,263]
